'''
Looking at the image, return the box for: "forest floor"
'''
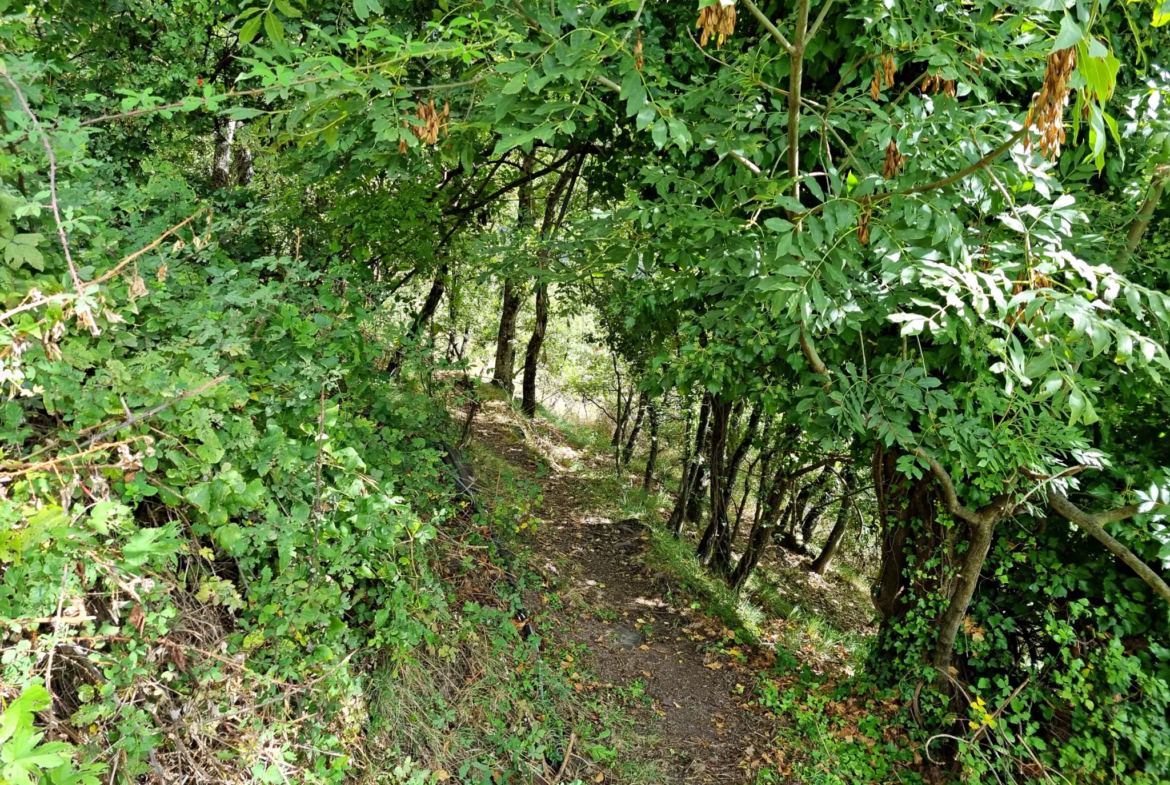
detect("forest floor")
[460,391,888,784]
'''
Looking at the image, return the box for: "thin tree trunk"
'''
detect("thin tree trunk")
[622,391,648,466]
[642,398,659,492]
[492,153,534,393]
[670,395,710,535]
[212,118,237,189]
[731,465,790,590]
[1115,163,1168,269]
[520,281,547,417]
[730,453,761,549]
[232,142,254,186]
[696,399,732,569]
[492,279,524,394]
[811,474,854,575]
[521,153,581,417]
[932,520,995,676]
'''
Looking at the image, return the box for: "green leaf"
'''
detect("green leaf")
[274,0,301,17]
[354,0,370,21]
[239,13,263,43]
[774,265,810,277]
[1052,14,1083,52]
[667,119,691,153]
[263,12,285,46]
[1154,0,1170,27]
[635,105,655,132]
[651,118,667,149]
[123,523,182,566]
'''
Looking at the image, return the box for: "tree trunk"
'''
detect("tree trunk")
[212,118,238,189]
[812,471,855,574]
[731,465,790,590]
[707,405,762,565]
[696,399,732,572]
[520,154,579,417]
[520,281,547,417]
[932,519,995,676]
[492,153,535,393]
[642,399,659,492]
[622,391,648,466]
[491,279,524,394]
[232,142,254,186]
[669,394,709,535]
[798,503,826,556]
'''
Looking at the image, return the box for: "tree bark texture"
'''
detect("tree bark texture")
[491,153,535,393]
[642,399,659,492]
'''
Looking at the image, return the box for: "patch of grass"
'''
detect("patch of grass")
[642,526,767,645]
[534,402,610,452]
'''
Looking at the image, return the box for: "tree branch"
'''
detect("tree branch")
[1115,163,1168,270]
[1047,489,1170,605]
[741,0,795,54]
[444,147,584,216]
[806,0,834,41]
[3,74,85,297]
[799,328,831,391]
[798,125,1029,219]
[787,0,811,204]
[908,448,984,526]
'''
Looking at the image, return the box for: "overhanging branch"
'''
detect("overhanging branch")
[1047,489,1170,605]
[909,448,984,526]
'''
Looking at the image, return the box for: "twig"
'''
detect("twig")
[552,732,576,784]
[0,437,141,476]
[2,74,85,296]
[0,292,72,326]
[90,208,211,285]
[43,563,71,732]
[83,376,226,447]
[799,125,1030,219]
[969,676,1030,746]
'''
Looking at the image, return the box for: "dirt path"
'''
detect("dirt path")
[470,400,775,784]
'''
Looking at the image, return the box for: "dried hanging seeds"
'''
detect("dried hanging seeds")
[634,30,644,71]
[882,139,905,180]
[857,204,872,245]
[409,99,451,146]
[870,54,897,100]
[921,68,956,97]
[1024,47,1075,161]
[697,0,736,48]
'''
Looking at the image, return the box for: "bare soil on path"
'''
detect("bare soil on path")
[469,400,778,784]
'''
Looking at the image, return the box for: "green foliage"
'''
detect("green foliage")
[1,685,103,785]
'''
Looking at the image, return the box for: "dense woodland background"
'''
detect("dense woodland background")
[1,0,1170,783]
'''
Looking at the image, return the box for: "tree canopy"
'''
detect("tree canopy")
[1,0,1169,782]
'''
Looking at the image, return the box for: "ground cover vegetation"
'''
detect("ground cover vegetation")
[1,0,1169,782]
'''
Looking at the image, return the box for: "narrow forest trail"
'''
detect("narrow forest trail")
[468,397,780,784]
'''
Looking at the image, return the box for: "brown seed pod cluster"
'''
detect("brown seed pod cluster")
[870,54,897,101]
[1024,47,1076,160]
[882,138,905,179]
[921,68,956,98]
[697,1,736,48]
[634,30,644,71]
[857,204,872,245]
[410,99,450,145]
